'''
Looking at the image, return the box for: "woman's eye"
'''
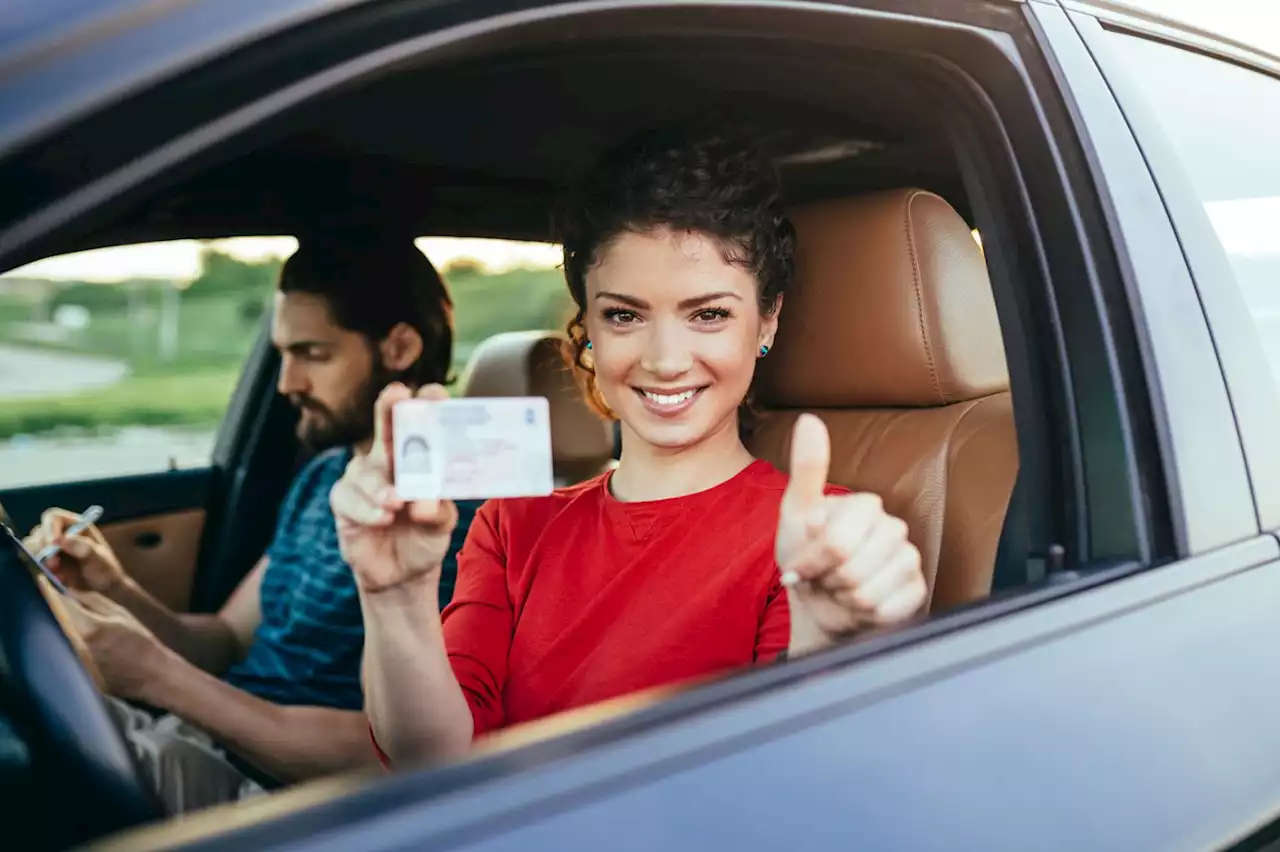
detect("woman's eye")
[604,309,639,324]
[694,308,731,323]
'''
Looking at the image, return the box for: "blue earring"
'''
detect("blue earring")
[759,344,770,357]
[585,341,593,350]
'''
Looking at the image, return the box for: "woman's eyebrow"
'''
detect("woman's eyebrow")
[679,291,742,309]
[594,291,743,309]
[595,291,648,308]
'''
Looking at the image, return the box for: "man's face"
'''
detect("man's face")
[271,291,384,451]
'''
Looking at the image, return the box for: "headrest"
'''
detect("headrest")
[757,188,1008,408]
[461,330,614,463]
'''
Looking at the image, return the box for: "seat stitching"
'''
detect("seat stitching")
[904,191,944,404]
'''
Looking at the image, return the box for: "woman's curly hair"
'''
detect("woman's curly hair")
[553,123,796,439]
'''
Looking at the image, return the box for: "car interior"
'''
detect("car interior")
[0,10,1069,849]
[460,330,617,487]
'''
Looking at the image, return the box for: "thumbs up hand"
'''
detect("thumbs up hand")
[775,414,927,654]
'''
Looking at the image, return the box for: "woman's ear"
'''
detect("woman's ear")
[760,293,784,347]
[379,322,424,373]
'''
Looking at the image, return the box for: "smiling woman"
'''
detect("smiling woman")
[583,231,777,458]
[558,126,792,451]
[335,123,926,770]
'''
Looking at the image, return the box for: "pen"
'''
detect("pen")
[33,504,104,566]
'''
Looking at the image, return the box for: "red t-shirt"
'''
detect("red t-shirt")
[439,458,845,738]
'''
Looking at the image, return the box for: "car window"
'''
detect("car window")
[0,239,292,488]
[1103,33,1280,389]
[0,237,567,489]
[418,237,568,379]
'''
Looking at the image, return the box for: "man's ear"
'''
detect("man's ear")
[378,322,424,374]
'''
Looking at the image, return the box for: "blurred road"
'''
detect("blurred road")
[0,343,127,397]
[0,428,215,489]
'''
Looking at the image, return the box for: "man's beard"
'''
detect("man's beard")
[291,365,391,453]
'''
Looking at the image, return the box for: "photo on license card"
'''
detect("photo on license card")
[393,397,554,501]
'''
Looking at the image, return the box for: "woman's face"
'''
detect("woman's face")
[584,227,779,453]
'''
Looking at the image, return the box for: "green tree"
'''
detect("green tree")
[187,247,282,300]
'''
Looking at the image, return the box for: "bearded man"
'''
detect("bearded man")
[26,237,476,812]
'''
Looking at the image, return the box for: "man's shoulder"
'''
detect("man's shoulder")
[285,446,353,502]
[272,446,352,545]
[295,446,353,484]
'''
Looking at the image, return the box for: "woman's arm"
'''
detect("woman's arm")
[333,383,510,767]
[359,575,473,764]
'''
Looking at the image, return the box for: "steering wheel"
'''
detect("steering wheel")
[0,519,164,846]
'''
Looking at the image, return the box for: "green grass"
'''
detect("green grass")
[0,265,574,439]
[0,370,240,438]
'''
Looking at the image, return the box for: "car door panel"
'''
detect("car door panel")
[446,547,1280,852]
[0,468,212,611]
[91,536,1280,852]
[98,508,206,612]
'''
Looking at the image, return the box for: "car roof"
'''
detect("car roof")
[1065,0,1280,64]
[6,0,1273,264]
[1,5,974,263]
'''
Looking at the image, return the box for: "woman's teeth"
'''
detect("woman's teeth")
[643,389,696,405]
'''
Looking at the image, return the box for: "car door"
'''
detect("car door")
[0,245,291,614]
[1058,1,1280,534]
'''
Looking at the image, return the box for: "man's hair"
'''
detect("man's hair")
[553,122,796,436]
[278,234,454,386]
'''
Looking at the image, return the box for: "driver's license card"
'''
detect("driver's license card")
[392,397,554,501]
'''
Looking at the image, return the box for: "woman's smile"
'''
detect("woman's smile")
[635,385,707,417]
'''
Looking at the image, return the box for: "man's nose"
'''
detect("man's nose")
[639,323,693,379]
[276,356,307,397]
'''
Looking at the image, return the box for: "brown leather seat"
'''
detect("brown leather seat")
[752,188,1018,612]
[461,330,616,486]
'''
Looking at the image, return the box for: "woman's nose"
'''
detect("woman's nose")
[639,324,693,378]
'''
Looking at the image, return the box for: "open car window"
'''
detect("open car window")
[415,237,566,378]
[0,239,292,487]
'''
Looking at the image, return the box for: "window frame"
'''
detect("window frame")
[0,0,1165,575]
[1069,12,1280,533]
[1026,4,1260,555]
[0,0,1162,679]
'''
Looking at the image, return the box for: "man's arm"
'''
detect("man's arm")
[139,643,376,783]
[110,558,266,676]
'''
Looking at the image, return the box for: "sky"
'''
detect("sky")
[1,236,562,282]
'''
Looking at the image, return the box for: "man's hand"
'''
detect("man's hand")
[23,508,128,595]
[331,382,459,595]
[61,591,171,701]
[775,414,928,653]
